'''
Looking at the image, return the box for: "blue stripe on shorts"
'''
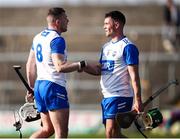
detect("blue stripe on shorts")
[101,97,133,124]
[34,80,69,112]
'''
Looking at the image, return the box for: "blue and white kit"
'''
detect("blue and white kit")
[32,29,67,87]
[31,29,69,112]
[99,37,139,123]
[99,36,139,98]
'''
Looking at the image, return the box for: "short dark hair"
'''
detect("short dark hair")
[105,11,126,25]
[47,7,65,18]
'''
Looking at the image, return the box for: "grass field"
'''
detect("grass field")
[1,131,180,138]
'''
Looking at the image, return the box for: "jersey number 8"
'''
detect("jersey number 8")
[36,44,43,62]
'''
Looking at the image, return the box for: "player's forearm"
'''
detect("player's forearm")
[132,79,142,102]
[52,54,86,73]
[26,51,36,89]
[56,62,79,73]
[56,61,86,73]
[132,80,143,112]
[128,65,142,102]
[26,63,36,89]
[83,63,101,76]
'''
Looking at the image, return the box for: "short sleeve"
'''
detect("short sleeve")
[50,37,66,54]
[123,44,139,65]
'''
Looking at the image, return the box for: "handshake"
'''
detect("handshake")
[77,60,87,72]
[76,60,101,76]
[62,60,100,75]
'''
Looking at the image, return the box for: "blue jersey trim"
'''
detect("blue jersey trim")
[99,47,104,64]
[123,44,139,65]
[50,37,66,54]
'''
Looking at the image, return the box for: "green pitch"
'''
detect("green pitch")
[1,131,180,138]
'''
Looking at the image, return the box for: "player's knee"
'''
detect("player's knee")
[42,127,54,136]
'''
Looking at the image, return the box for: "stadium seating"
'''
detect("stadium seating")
[0,5,179,108]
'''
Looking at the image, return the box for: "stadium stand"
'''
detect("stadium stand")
[0,4,179,109]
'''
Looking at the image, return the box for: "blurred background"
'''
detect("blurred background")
[0,0,180,138]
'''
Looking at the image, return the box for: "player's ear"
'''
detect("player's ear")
[55,19,60,25]
[114,21,120,29]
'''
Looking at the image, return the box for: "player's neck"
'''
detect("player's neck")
[48,25,61,34]
[111,34,125,43]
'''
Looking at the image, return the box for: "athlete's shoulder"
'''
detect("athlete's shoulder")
[121,37,138,48]
[38,29,61,38]
[121,37,133,45]
[102,40,111,49]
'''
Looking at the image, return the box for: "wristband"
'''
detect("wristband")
[78,62,81,70]
[80,60,87,68]
[78,60,87,70]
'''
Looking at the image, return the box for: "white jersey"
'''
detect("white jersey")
[32,29,67,87]
[99,37,139,98]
